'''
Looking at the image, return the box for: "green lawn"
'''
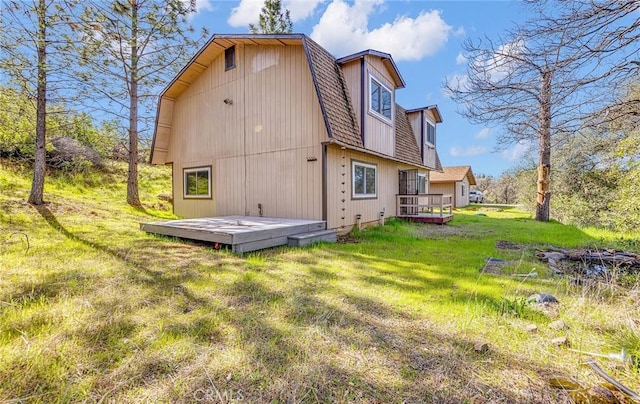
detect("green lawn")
[1,161,639,402]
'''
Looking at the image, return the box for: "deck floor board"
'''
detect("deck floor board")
[140,216,328,252]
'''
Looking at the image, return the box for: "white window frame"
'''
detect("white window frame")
[425,119,436,146]
[418,174,426,194]
[352,161,377,199]
[183,166,212,199]
[369,75,393,123]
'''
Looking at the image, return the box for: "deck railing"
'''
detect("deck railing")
[397,194,453,217]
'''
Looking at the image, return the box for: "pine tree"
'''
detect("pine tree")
[249,0,293,34]
[79,0,207,206]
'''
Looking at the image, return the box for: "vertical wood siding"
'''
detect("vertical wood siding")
[340,61,362,132]
[169,44,326,219]
[325,145,427,229]
[364,57,395,156]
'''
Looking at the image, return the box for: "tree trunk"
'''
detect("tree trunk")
[126,0,141,207]
[28,0,47,205]
[536,68,552,221]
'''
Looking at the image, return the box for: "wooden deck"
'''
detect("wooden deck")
[140,216,332,253]
[396,194,454,225]
[397,213,454,224]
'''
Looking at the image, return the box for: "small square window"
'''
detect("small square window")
[225,46,235,71]
[352,161,377,198]
[184,166,211,198]
[426,121,436,145]
[369,76,392,122]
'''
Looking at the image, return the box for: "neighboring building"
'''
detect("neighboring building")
[429,166,477,207]
[150,34,444,230]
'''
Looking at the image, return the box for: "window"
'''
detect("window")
[352,161,377,198]
[461,184,466,197]
[369,76,392,121]
[418,174,426,194]
[225,46,235,71]
[184,166,211,198]
[426,121,436,145]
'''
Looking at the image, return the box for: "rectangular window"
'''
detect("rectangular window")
[418,174,426,194]
[369,76,392,121]
[225,46,235,71]
[426,121,436,145]
[461,184,466,197]
[184,166,211,198]
[352,161,377,198]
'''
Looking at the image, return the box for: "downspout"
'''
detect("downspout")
[420,110,424,163]
[360,57,365,145]
[322,144,327,222]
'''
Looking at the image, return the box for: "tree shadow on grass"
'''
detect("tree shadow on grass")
[16,207,584,402]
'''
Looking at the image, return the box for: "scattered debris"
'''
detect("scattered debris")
[570,348,640,367]
[549,376,624,404]
[514,272,538,278]
[551,336,569,346]
[525,324,538,333]
[586,357,640,402]
[536,247,640,281]
[528,293,559,304]
[549,320,568,330]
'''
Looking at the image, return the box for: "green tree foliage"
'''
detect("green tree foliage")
[0,86,119,165]
[79,0,207,206]
[249,0,293,34]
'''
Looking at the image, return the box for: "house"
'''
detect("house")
[429,166,476,207]
[149,34,446,230]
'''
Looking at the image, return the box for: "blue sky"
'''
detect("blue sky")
[188,0,531,177]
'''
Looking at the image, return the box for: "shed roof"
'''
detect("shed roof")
[429,166,476,185]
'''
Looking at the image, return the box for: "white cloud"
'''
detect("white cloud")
[474,128,491,139]
[310,0,452,61]
[500,140,530,161]
[194,0,214,13]
[455,52,466,65]
[228,0,262,27]
[450,145,488,157]
[453,26,465,37]
[287,0,325,22]
[228,0,325,27]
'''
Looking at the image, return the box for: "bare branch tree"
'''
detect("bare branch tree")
[444,1,639,221]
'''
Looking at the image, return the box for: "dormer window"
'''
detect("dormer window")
[369,76,392,121]
[225,46,236,71]
[426,121,436,145]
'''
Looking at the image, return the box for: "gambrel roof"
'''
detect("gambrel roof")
[150,34,438,170]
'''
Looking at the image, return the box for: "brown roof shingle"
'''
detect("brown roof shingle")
[430,166,476,185]
[303,37,363,148]
[394,105,424,166]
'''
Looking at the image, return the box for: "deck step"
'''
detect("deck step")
[287,229,337,247]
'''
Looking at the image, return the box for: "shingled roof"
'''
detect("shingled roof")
[394,105,424,166]
[302,37,363,148]
[430,166,476,185]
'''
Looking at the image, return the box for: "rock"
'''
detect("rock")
[474,341,489,353]
[549,320,568,330]
[548,376,583,390]
[525,324,538,333]
[551,336,569,346]
[528,293,559,304]
[158,193,173,202]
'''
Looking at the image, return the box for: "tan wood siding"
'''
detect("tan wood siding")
[325,145,426,229]
[406,111,422,159]
[364,57,395,156]
[168,44,326,220]
[173,162,217,217]
[430,181,470,207]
